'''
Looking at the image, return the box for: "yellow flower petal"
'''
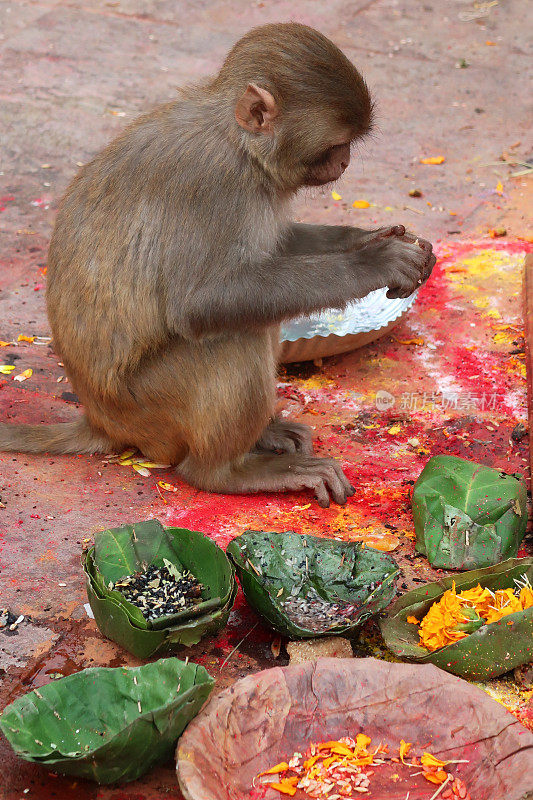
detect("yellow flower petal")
[331,191,342,201]
[421,753,448,768]
[352,200,370,208]
[387,424,402,435]
[132,464,151,477]
[158,481,178,492]
[420,156,445,165]
[399,739,412,763]
[0,365,16,374]
[355,733,372,750]
[423,770,448,784]
[519,585,533,609]
[269,780,297,796]
[14,368,33,382]
[258,762,290,776]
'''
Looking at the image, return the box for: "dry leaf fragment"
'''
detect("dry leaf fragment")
[420,156,445,165]
[14,368,33,382]
[271,637,282,658]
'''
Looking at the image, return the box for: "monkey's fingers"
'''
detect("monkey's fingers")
[386,287,416,300]
[291,458,354,507]
[375,224,406,240]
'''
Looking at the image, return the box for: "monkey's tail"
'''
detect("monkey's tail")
[0,417,111,455]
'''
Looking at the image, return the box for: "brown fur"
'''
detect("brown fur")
[0,23,435,507]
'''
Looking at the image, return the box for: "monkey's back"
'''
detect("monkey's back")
[46,99,282,400]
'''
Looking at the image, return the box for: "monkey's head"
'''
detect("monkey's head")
[213,23,374,191]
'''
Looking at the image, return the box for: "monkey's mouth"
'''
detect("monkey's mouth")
[304,164,347,187]
[304,148,350,187]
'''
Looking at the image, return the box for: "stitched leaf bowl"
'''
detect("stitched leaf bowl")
[412,455,527,570]
[379,558,533,679]
[84,520,236,659]
[226,530,399,638]
[0,658,214,784]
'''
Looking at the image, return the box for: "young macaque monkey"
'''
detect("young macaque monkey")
[0,23,435,507]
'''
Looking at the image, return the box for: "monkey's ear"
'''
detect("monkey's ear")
[235,83,278,134]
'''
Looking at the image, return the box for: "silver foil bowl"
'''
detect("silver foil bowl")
[280,288,418,362]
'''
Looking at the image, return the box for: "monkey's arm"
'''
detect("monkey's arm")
[179,226,435,338]
[283,223,367,256]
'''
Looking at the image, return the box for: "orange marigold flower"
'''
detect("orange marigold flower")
[519,585,533,609]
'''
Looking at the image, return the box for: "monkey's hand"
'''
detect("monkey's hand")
[350,225,436,299]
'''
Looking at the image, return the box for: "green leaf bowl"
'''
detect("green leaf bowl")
[412,455,527,569]
[227,530,399,638]
[0,658,214,784]
[379,557,533,679]
[84,520,237,658]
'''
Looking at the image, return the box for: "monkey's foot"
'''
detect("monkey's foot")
[179,452,355,508]
[254,419,314,456]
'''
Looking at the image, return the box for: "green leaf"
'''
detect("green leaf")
[412,456,527,569]
[227,530,399,638]
[379,557,533,679]
[84,521,236,656]
[0,658,214,784]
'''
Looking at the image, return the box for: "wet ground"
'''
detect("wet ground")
[1,0,532,797]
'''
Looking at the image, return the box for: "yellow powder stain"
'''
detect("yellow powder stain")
[472,297,490,309]
[493,329,518,345]
[449,250,523,283]
[38,548,58,562]
[506,356,527,380]
[295,375,337,390]
[483,308,501,319]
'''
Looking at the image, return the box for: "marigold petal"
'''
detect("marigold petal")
[258,762,290,776]
[421,753,448,768]
[423,770,448,784]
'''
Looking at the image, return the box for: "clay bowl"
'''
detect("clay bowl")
[177,657,533,800]
[279,288,418,363]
